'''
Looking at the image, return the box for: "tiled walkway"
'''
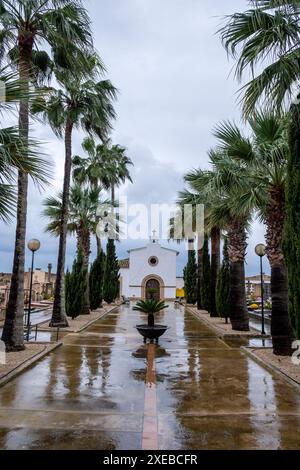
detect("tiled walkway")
[0,305,300,449]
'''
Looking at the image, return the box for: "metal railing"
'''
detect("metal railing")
[24,321,60,343]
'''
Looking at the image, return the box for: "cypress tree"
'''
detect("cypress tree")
[201,235,211,312]
[103,239,120,304]
[216,237,230,323]
[65,248,87,319]
[284,104,300,339]
[183,249,197,304]
[89,251,105,311]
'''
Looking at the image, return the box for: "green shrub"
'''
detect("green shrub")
[65,248,87,319]
[89,251,105,311]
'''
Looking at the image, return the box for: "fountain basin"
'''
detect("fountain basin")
[136,324,168,343]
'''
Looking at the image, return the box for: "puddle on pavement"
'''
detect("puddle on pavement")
[0,305,299,450]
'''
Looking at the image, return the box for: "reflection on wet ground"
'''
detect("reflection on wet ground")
[0,306,299,450]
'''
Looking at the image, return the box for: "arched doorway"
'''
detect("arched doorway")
[141,275,165,300]
[146,279,160,300]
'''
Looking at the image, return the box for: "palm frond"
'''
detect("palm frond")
[0,183,16,223]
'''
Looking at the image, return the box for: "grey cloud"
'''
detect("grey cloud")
[0,0,269,276]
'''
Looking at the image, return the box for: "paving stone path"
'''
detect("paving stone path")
[0,305,299,450]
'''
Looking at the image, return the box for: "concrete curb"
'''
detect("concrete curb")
[0,305,120,389]
[37,304,119,333]
[242,346,300,390]
[76,305,119,333]
[0,342,63,389]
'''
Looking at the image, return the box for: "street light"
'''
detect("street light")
[26,239,41,341]
[255,243,266,336]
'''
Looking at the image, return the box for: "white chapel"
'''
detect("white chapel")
[119,235,184,300]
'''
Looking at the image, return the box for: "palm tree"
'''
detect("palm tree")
[219,0,300,117]
[170,192,205,311]
[73,139,133,202]
[42,184,116,316]
[230,113,293,354]
[73,139,132,254]
[0,68,51,351]
[219,1,300,347]
[0,0,93,350]
[109,145,133,204]
[0,70,50,223]
[180,187,221,317]
[34,55,117,326]
[186,147,252,331]
[214,194,250,332]
[72,138,108,253]
[0,126,49,220]
[72,137,109,191]
[133,300,168,328]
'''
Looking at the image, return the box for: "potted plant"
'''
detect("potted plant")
[133,299,169,343]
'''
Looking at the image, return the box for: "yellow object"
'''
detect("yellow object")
[250,303,259,309]
[176,288,185,298]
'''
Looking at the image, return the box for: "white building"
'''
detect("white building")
[119,237,183,300]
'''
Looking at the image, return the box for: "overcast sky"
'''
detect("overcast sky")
[0,0,268,276]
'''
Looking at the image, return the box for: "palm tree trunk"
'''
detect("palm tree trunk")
[96,235,102,255]
[111,184,115,206]
[2,43,32,351]
[111,183,118,240]
[148,313,155,327]
[50,117,74,327]
[270,265,293,355]
[228,218,249,331]
[80,227,91,315]
[266,186,293,355]
[210,226,221,317]
[94,181,102,254]
[197,236,203,310]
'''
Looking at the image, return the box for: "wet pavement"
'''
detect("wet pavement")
[25,308,53,326]
[0,305,300,450]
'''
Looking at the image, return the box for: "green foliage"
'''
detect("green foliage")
[0,70,51,223]
[89,251,105,311]
[103,239,119,304]
[265,299,272,311]
[133,300,169,314]
[33,53,117,141]
[133,299,168,328]
[219,1,300,117]
[216,237,231,322]
[201,235,211,312]
[183,249,197,304]
[284,104,300,339]
[73,138,133,196]
[146,288,159,300]
[65,248,87,319]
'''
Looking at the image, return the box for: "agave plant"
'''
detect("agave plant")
[133,300,168,327]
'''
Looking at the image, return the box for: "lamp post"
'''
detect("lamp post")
[26,239,41,341]
[255,243,266,336]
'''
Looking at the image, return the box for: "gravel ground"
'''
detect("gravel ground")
[250,348,300,386]
[0,343,52,381]
[187,307,265,337]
